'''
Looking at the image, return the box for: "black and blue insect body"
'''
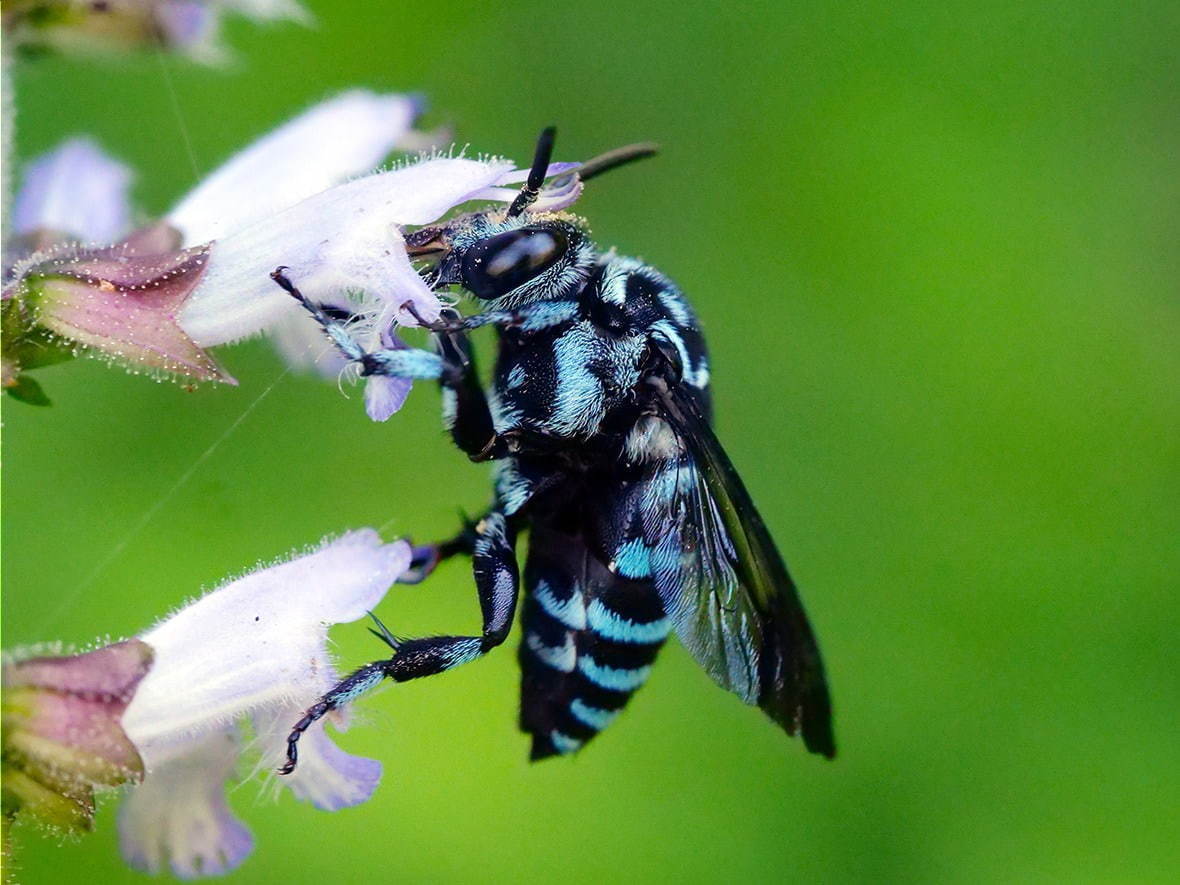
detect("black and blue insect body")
[273,128,835,773]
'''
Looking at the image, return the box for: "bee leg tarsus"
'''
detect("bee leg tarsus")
[402,301,464,333]
[279,662,390,775]
[270,270,443,375]
[269,267,368,362]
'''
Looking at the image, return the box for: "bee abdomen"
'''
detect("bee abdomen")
[519,541,669,760]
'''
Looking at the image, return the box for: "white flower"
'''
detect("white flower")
[12,137,133,246]
[3,91,426,387]
[176,154,520,345]
[5,89,584,415]
[176,153,583,417]
[117,529,410,878]
[167,90,422,245]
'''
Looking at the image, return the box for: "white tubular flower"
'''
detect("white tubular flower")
[3,92,425,390]
[175,153,583,417]
[12,137,133,247]
[116,529,409,878]
[176,155,516,347]
[167,90,422,245]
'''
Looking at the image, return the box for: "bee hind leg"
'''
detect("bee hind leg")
[279,510,519,774]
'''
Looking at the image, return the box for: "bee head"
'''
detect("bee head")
[405,129,657,309]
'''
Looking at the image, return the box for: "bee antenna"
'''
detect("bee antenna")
[506,126,556,218]
[578,141,660,182]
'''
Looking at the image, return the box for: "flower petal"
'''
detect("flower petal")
[492,161,582,184]
[361,328,412,420]
[252,708,381,812]
[364,374,412,422]
[118,729,253,879]
[177,156,516,347]
[168,91,420,245]
[121,530,410,764]
[14,138,132,245]
[470,161,585,212]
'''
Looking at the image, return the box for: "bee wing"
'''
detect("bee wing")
[649,386,835,757]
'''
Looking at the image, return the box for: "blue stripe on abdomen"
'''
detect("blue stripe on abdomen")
[612,537,652,579]
[577,655,653,692]
[526,630,577,672]
[587,599,670,644]
[548,730,584,754]
[569,698,621,731]
[533,578,587,629]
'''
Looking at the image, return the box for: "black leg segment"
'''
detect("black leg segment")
[434,315,497,458]
[279,510,520,774]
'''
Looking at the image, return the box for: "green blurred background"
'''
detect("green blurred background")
[5,0,1178,881]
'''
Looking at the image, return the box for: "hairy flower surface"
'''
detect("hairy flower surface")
[16,235,226,383]
[3,91,423,392]
[2,531,409,878]
[190,153,584,419]
[117,529,410,877]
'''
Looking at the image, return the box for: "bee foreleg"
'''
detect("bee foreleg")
[270,266,444,379]
[433,316,499,457]
[458,299,579,333]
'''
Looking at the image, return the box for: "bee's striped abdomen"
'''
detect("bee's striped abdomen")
[519,527,670,760]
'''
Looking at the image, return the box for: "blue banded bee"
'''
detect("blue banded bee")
[273,128,834,772]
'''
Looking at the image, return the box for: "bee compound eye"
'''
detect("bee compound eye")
[460,227,569,300]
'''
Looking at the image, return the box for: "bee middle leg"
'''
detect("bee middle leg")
[279,510,519,774]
